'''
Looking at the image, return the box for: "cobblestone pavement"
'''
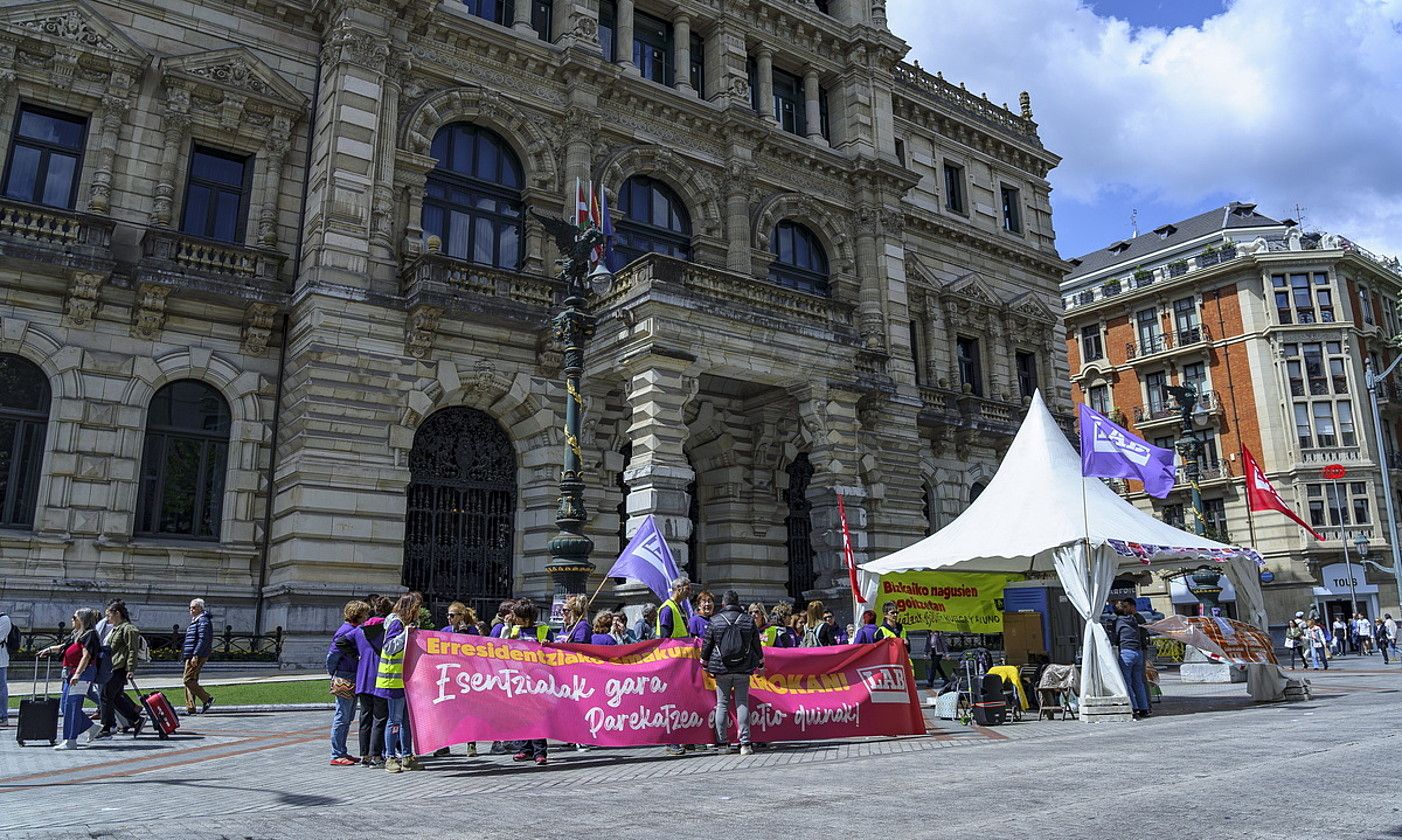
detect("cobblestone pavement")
[2,662,1397,840]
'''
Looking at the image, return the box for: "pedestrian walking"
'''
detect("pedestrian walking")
[688,590,715,638]
[0,607,12,729]
[558,595,591,643]
[327,600,368,766]
[801,600,835,647]
[1307,618,1329,670]
[701,590,764,756]
[927,630,949,689]
[590,611,618,645]
[852,609,880,644]
[1331,616,1348,657]
[182,598,215,716]
[352,596,390,767]
[1384,614,1398,659]
[377,591,423,773]
[1104,598,1151,719]
[1375,617,1392,664]
[35,607,100,749]
[93,601,145,741]
[1285,611,1309,669]
[507,600,549,766]
[1355,614,1374,656]
[632,605,657,641]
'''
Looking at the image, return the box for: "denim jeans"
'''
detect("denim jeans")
[1310,645,1329,670]
[1117,648,1149,713]
[61,667,96,741]
[385,694,412,758]
[330,693,356,759]
[0,666,8,723]
[713,673,752,746]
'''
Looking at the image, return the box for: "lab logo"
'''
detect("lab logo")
[857,665,909,703]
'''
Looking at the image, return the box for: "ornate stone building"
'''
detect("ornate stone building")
[0,0,1068,660]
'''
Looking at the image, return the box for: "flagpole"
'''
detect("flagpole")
[1238,445,1259,548]
[584,574,611,610]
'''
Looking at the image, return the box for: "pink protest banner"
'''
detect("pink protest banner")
[404,632,925,752]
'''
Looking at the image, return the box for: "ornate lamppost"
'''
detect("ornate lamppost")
[535,213,612,624]
[1166,382,1206,537]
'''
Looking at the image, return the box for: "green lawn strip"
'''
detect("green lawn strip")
[7,678,331,710]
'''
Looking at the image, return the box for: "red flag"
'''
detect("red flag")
[1241,446,1322,540]
[574,177,590,228]
[837,493,865,604]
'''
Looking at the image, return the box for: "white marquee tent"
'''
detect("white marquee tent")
[860,391,1296,714]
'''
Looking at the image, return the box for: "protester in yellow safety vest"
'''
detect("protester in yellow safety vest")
[376,590,423,774]
[656,575,692,640]
[507,600,551,765]
[875,602,909,650]
[750,603,792,648]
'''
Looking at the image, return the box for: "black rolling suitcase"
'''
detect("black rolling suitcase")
[17,658,59,746]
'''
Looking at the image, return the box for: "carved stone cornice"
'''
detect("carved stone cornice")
[63,270,104,327]
[242,302,278,356]
[0,0,151,98]
[405,303,441,359]
[160,47,307,127]
[130,282,171,339]
[902,206,1071,278]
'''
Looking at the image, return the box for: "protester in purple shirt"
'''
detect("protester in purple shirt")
[852,609,880,644]
[351,595,391,767]
[589,611,618,646]
[558,595,592,643]
[489,599,515,638]
[688,590,715,638]
[327,600,369,765]
[441,602,482,636]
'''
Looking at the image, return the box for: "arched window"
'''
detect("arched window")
[423,123,524,270]
[768,220,830,295]
[136,381,231,540]
[609,175,691,271]
[0,354,49,529]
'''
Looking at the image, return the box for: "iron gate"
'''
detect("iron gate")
[402,407,517,623]
[785,452,816,600]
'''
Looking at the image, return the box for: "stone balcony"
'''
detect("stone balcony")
[918,386,1024,441]
[0,196,115,275]
[135,228,288,305]
[400,251,561,326]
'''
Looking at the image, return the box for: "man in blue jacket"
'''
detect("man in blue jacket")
[183,598,215,716]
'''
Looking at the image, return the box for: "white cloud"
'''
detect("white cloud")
[888,0,1402,258]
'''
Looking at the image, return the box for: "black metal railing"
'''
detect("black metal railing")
[11,623,283,662]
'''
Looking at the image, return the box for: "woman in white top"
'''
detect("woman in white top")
[1308,619,1330,670]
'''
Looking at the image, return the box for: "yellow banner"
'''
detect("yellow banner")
[873,571,1024,633]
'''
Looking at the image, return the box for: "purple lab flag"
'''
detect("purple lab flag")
[607,515,681,603]
[1078,403,1177,498]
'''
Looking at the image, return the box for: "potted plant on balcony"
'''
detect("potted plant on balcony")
[1196,244,1219,268]
[1076,289,1095,305]
[1102,278,1122,296]
[1166,258,1189,278]
[1133,267,1153,288]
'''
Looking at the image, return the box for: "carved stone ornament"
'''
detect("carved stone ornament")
[63,271,104,327]
[573,13,598,39]
[730,76,751,101]
[185,57,273,96]
[130,283,171,339]
[241,303,278,356]
[405,304,441,359]
[16,10,119,52]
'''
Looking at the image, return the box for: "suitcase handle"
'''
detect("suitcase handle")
[33,655,52,700]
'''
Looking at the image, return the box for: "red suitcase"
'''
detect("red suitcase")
[129,676,179,739]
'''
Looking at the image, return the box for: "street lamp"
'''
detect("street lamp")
[1166,383,1206,537]
[1364,356,1402,605]
[534,212,611,626]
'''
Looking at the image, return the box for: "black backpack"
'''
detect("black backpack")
[715,613,750,669]
[3,614,19,656]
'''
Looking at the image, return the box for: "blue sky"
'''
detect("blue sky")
[888,0,1402,263]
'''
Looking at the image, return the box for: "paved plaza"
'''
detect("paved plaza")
[2,660,1398,840]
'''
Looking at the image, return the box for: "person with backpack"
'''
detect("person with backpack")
[327,600,368,766]
[0,607,15,728]
[92,601,146,741]
[801,600,835,647]
[702,590,764,756]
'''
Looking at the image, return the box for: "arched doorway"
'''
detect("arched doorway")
[402,407,517,623]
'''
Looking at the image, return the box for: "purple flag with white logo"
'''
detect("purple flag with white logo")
[607,514,681,603]
[1078,403,1177,498]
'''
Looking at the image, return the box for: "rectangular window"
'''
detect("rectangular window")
[772,67,805,135]
[1145,371,1168,415]
[1272,272,1334,324]
[1307,484,1326,527]
[2,103,87,209]
[1088,384,1109,413]
[1182,362,1207,392]
[598,0,615,60]
[1284,342,1356,450]
[633,10,673,85]
[1136,307,1161,355]
[464,0,510,25]
[530,0,552,40]
[1310,481,1371,528]
[818,87,830,139]
[689,32,704,96]
[179,145,252,243]
[1359,284,1375,325]
[956,336,983,396]
[1203,498,1227,535]
[894,138,906,165]
[943,162,966,214]
[1015,351,1037,400]
[1162,503,1185,529]
[1000,184,1022,233]
[1080,324,1103,362]
[1173,297,1200,344]
[910,320,922,386]
[746,55,759,112]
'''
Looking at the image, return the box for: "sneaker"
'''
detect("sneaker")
[367,757,386,769]
[512,751,530,762]
[433,747,451,757]
[89,728,114,743]
[54,739,80,750]
[663,745,686,757]
[739,744,753,756]
[534,755,548,766]
[726,744,740,755]
[403,756,423,771]
[330,757,358,766]
[384,757,402,773]
[132,716,147,738]
[201,697,215,714]
[466,743,478,757]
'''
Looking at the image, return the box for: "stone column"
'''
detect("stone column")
[149,90,191,228]
[674,14,693,94]
[257,117,291,248]
[623,355,696,573]
[513,0,535,34]
[723,158,754,273]
[794,384,867,611]
[756,47,775,122]
[615,0,635,71]
[561,104,599,209]
[86,86,130,215]
[803,67,823,142]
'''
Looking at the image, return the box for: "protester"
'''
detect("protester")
[701,590,764,756]
[442,602,481,636]
[632,605,657,641]
[1285,611,1308,669]
[508,600,549,766]
[93,600,145,741]
[559,595,591,643]
[353,596,390,767]
[852,609,879,644]
[0,606,10,728]
[825,610,848,644]
[489,600,513,637]
[327,600,368,766]
[182,598,215,716]
[590,611,618,645]
[657,576,692,640]
[927,630,949,689]
[1104,598,1150,719]
[1376,617,1392,664]
[876,603,909,650]
[801,600,835,647]
[1307,618,1330,670]
[611,611,636,644]
[688,590,715,639]
[749,603,783,647]
[36,607,100,749]
[378,591,423,773]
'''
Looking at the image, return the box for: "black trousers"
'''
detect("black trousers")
[526,738,547,758]
[100,668,143,730]
[358,694,388,758]
[926,654,946,688]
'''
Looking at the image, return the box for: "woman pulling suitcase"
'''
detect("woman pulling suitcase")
[34,607,102,749]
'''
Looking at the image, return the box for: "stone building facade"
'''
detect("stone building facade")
[1062,203,1402,627]
[0,0,1068,660]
